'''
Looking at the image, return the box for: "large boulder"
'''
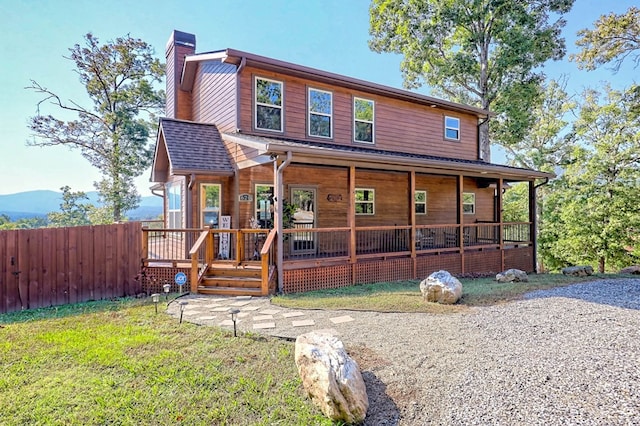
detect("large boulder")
[496,268,529,283]
[619,265,640,275]
[295,331,368,424]
[420,270,463,304]
[562,265,594,276]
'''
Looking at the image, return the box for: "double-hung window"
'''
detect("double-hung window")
[355,188,375,215]
[463,192,475,214]
[201,184,221,227]
[255,77,283,132]
[415,190,427,215]
[354,97,374,143]
[444,116,460,140]
[308,88,332,138]
[167,182,182,229]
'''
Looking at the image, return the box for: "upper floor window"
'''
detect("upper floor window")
[355,188,375,215]
[445,116,460,140]
[308,88,333,138]
[463,192,475,214]
[255,77,283,132]
[354,97,374,143]
[415,190,427,215]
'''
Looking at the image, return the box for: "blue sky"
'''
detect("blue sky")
[0,0,637,197]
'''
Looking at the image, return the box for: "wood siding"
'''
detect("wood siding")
[0,223,142,314]
[187,175,235,228]
[192,60,237,133]
[237,66,479,160]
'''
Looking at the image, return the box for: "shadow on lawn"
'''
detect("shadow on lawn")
[524,278,640,310]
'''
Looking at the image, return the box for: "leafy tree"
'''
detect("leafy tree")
[27,33,164,222]
[572,6,640,116]
[572,7,640,72]
[502,182,528,223]
[545,86,640,272]
[47,186,93,227]
[369,0,574,161]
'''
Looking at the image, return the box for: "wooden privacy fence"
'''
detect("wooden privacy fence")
[0,222,143,314]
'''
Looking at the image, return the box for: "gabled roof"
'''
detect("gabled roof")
[151,118,234,182]
[221,132,554,181]
[180,49,492,119]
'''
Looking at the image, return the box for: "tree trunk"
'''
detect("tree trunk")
[598,256,605,274]
[479,119,491,162]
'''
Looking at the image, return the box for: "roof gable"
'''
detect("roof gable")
[152,118,234,181]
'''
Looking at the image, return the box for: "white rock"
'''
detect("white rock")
[496,268,529,283]
[420,270,463,304]
[561,265,594,276]
[294,331,368,423]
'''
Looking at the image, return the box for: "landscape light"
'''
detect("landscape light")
[229,308,240,337]
[151,293,160,314]
[163,283,171,301]
[178,300,188,324]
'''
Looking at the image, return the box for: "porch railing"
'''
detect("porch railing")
[260,229,277,294]
[282,227,350,261]
[503,222,531,244]
[143,228,204,265]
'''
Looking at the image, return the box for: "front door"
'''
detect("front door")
[290,187,316,254]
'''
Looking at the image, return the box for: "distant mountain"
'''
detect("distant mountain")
[0,190,162,221]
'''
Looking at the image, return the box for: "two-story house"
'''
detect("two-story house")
[147,30,552,296]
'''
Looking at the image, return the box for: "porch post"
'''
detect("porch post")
[410,171,416,278]
[529,181,537,273]
[457,175,465,273]
[498,178,504,271]
[349,166,356,271]
[274,153,292,293]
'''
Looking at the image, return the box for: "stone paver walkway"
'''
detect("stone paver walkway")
[165,294,355,338]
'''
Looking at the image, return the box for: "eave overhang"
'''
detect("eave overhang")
[221,132,554,182]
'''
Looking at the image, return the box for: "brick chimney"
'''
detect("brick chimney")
[165,30,195,120]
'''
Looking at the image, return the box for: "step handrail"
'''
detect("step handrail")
[189,229,210,292]
[260,229,277,295]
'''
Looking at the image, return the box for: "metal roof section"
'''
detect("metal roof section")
[221,132,554,181]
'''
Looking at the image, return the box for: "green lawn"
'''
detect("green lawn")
[0,299,331,426]
[272,273,624,313]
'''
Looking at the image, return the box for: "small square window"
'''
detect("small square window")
[463,192,475,214]
[415,190,427,215]
[355,188,375,215]
[445,116,460,140]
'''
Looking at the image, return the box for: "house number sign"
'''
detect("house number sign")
[239,193,252,202]
[327,194,342,202]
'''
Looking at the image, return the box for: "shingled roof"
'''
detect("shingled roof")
[152,118,234,180]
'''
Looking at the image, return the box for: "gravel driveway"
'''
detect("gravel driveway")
[269,279,640,425]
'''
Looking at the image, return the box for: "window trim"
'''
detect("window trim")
[444,116,460,141]
[463,192,476,215]
[254,76,283,132]
[415,190,427,215]
[355,188,375,215]
[200,183,221,228]
[353,97,375,144]
[167,181,182,229]
[308,87,333,139]
[254,183,274,229]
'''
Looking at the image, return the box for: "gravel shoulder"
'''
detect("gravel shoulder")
[270,279,640,425]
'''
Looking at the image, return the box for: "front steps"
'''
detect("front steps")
[197,263,266,296]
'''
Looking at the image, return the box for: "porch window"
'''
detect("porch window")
[308,88,332,138]
[415,190,427,215]
[445,116,460,140]
[255,77,283,132]
[355,188,375,215]
[201,184,221,227]
[255,184,274,228]
[354,97,374,143]
[167,182,182,229]
[463,192,475,214]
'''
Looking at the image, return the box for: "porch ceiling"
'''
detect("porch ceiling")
[221,133,554,181]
